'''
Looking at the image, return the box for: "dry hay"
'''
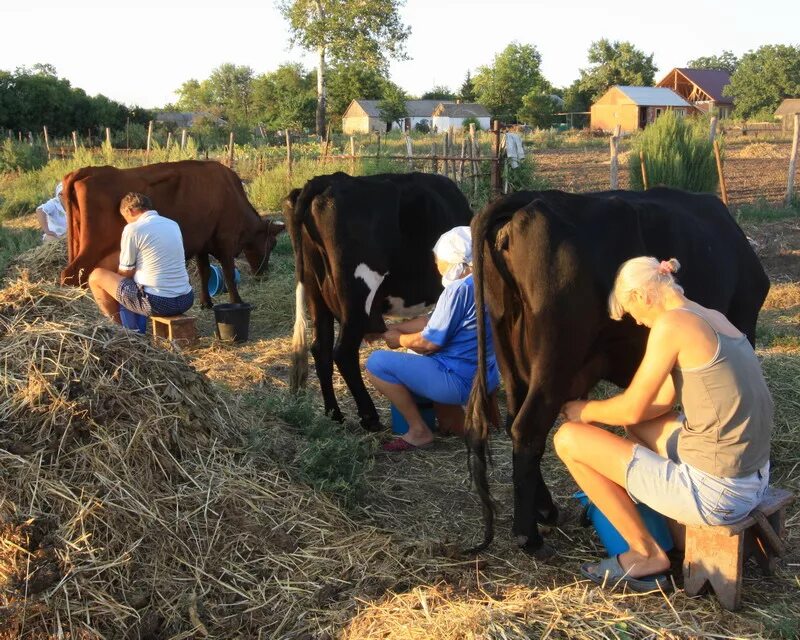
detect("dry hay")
[6,238,67,285]
[729,142,790,160]
[0,278,433,638]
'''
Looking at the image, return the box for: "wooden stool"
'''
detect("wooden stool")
[683,486,793,610]
[151,315,198,346]
[433,391,502,437]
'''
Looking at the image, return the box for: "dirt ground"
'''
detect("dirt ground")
[534,139,798,206]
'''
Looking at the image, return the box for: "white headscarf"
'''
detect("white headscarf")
[55,182,63,199]
[433,226,472,287]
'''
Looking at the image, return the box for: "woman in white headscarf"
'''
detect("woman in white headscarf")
[36,182,68,243]
[365,226,500,452]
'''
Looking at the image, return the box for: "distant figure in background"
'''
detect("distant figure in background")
[87,192,193,326]
[36,182,67,243]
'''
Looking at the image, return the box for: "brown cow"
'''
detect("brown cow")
[61,160,284,307]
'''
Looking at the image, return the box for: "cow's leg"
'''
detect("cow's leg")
[308,297,344,423]
[510,390,562,558]
[219,255,244,304]
[333,320,382,432]
[196,253,213,309]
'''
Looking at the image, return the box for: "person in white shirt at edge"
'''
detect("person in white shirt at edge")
[36,182,67,243]
[87,192,194,324]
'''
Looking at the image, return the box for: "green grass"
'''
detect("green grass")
[0,225,39,278]
[736,199,800,222]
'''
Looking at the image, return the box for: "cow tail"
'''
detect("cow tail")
[290,281,309,392]
[464,208,496,553]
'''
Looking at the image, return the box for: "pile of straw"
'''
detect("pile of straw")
[0,278,426,638]
[6,238,67,284]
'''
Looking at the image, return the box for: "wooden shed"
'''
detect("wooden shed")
[590,86,692,133]
[775,99,800,131]
[342,100,386,134]
[657,68,733,117]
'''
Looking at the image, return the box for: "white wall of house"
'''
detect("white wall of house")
[432,116,491,131]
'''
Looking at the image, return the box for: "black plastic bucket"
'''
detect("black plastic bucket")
[213,303,252,342]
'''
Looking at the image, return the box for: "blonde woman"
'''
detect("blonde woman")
[554,257,772,591]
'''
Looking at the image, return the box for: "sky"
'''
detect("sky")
[1,0,797,109]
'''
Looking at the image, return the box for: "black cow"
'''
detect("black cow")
[465,188,770,557]
[284,172,474,431]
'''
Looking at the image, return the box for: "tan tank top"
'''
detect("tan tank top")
[671,309,773,478]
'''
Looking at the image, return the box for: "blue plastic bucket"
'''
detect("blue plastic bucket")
[119,307,147,334]
[391,395,437,435]
[574,491,673,555]
[208,264,241,297]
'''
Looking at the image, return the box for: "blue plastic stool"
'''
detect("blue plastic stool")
[390,395,438,435]
[119,307,147,334]
[574,491,674,555]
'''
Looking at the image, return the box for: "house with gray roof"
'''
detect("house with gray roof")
[590,86,692,133]
[342,99,490,133]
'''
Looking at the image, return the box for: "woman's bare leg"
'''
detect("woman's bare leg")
[554,422,670,577]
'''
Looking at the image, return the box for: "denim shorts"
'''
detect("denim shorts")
[625,429,769,526]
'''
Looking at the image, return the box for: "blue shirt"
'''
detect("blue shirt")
[421,274,500,391]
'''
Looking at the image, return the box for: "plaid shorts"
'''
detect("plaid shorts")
[117,278,194,317]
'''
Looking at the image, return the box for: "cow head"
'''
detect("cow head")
[243,217,285,275]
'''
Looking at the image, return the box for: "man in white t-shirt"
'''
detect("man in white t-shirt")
[36,182,68,243]
[87,192,194,324]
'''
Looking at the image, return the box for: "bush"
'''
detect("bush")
[0,140,48,173]
[461,117,482,132]
[628,111,718,192]
[414,120,431,134]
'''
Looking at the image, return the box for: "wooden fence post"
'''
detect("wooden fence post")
[72,131,78,154]
[713,139,728,206]
[470,123,478,200]
[491,120,502,199]
[285,130,293,179]
[405,134,413,171]
[786,113,800,206]
[43,126,51,159]
[459,134,466,184]
[376,132,381,161]
[105,127,112,147]
[639,150,649,190]
[709,116,718,143]
[180,128,187,151]
[443,132,450,179]
[431,141,437,174]
[350,136,356,174]
[165,131,172,151]
[610,124,621,189]
[228,131,235,168]
[146,120,153,162]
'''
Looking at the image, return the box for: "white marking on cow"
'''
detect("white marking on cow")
[354,263,387,316]
[385,297,434,318]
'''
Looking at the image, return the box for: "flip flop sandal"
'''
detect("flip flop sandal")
[381,438,433,453]
[580,555,671,593]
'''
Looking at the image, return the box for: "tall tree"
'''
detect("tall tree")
[472,42,550,122]
[278,0,410,136]
[207,63,255,125]
[459,70,476,102]
[686,50,739,74]
[726,45,800,119]
[421,85,455,100]
[577,39,657,102]
[378,82,407,130]
[252,63,316,130]
[325,63,388,121]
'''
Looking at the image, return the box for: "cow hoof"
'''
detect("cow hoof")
[327,409,345,423]
[199,301,213,310]
[518,538,556,560]
[360,417,384,433]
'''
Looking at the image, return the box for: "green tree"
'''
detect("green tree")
[421,85,455,100]
[207,63,255,125]
[459,70,476,102]
[278,0,410,136]
[577,39,657,102]
[686,50,739,74]
[175,78,215,113]
[519,92,559,129]
[252,63,316,130]
[326,63,388,121]
[726,44,800,119]
[473,42,550,122]
[378,82,407,130]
